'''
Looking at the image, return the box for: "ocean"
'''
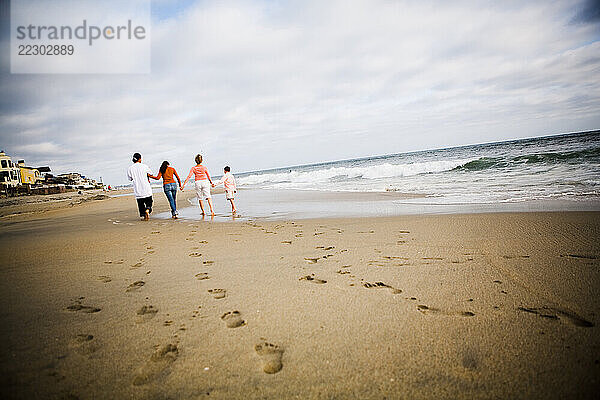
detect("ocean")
[236,130,600,205]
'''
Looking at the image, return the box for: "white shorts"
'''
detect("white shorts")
[194,180,212,200]
[225,189,235,200]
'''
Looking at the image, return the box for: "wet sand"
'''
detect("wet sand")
[165,188,600,221]
[0,193,598,399]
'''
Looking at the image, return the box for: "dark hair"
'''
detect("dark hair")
[224,166,230,172]
[132,152,141,163]
[159,161,169,175]
[195,154,203,164]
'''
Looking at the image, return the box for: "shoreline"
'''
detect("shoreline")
[167,188,600,222]
[2,186,599,223]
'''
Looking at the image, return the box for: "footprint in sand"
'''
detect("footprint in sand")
[97,275,112,283]
[126,281,145,292]
[255,341,284,374]
[221,311,246,328]
[281,241,292,244]
[304,257,320,264]
[203,261,214,265]
[316,246,335,250]
[517,306,594,327]
[208,289,227,299]
[136,305,158,323]
[151,231,161,234]
[69,334,100,356]
[131,262,143,269]
[66,302,101,313]
[195,272,210,280]
[336,269,350,275]
[104,260,124,264]
[299,274,327,284]
[189,252,202,257]
[368,261,386,267]
[132,344,178,386]
[417,305,474,317]
[363,281,402,294]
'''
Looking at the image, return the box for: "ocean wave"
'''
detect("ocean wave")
[511,147,600,164]
[453,157,503,171]
[238,158,477,186]
[452,147,600,172]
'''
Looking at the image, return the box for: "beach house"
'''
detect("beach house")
[0,151,100,195]
[17,160,42,185]
[0,151,21,188]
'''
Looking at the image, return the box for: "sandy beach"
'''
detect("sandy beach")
[0,192,598,399]
[3,0,600,398]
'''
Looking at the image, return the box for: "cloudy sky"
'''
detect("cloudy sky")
[1,0,599,185]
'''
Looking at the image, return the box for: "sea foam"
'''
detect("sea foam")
[238,158,477,187]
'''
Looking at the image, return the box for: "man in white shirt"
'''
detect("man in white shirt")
[127,152,154,220]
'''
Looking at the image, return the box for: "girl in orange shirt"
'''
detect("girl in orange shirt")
[150,161,182,219]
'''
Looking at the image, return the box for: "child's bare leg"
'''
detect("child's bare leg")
[207,198,215,216]
[229,199,237,213]
[198,199,205,215]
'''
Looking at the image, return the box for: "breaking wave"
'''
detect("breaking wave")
[238,158,478,187]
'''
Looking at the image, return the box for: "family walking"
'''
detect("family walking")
[127,152,237,221]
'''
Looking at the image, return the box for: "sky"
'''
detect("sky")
[0,0,599,185]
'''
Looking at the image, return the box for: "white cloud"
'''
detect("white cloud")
[1,0,599,184]
[14,141,66,155]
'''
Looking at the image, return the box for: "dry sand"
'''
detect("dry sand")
[0,192,598,399]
